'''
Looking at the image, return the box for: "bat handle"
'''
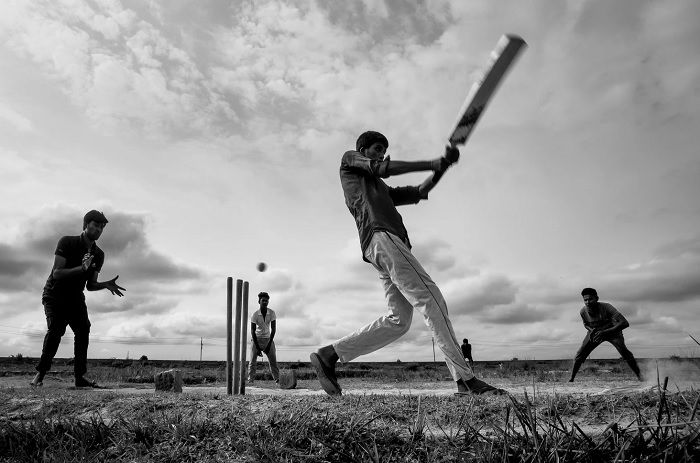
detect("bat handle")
[431,141,457,184]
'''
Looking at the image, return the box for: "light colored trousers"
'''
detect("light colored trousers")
[333,231,474,382]
[248,337,279,381]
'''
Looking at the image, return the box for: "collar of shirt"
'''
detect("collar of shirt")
[80,232,95,253]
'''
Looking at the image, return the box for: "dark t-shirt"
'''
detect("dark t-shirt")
[42,235,104,302]
[340,151,422,260]
[461,343,472,359]
[579,302,627,332]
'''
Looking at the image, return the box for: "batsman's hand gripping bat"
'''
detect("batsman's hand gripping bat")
[432,34,527,184]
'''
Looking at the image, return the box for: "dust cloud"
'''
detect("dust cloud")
[641,358,700,389]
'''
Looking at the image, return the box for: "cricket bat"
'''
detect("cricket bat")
[434,34,527,182]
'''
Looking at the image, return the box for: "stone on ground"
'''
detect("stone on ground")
[278,370,297,390]
[154,369,183,393]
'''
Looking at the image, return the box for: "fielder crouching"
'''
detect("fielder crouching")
[568,287,642,382]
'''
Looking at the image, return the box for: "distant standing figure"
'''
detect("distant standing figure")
[31,210,125,388]
[248,292,279,384]
[461,338,474,370]
[568,288,642,382]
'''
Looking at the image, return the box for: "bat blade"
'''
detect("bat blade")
[448,34,527,146]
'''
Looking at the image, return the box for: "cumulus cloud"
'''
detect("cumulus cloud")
[315,238,381,293]
[0,243,46,291]
[256,268,295,293]
[618,304,654,327]
[88,212,204,286]
[103,312,224,343]
[1,1,698,361]
[0,105,35,132]
[444,274,518,316]
[477,303,551,324]
[600,235,700,304]
[0,0,235,139]
[90,294,175,316]
[0,205,208,318]
[411,238,457,273]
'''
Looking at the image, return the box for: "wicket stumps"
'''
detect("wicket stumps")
[226,277,249,395]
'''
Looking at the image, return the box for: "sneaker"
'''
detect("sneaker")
[309,352,341,396]
[456,377,506,396]
[30,372,45,387]
[75,376,100,388]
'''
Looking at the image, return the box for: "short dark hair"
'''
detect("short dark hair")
[581,287,598,297]
[356,131,389,152]
[258,292,269,300]
[83,210,108,229]
[463,338,468,343]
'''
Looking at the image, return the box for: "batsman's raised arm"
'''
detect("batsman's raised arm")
[341,151,446,178]
[383,157,448,177]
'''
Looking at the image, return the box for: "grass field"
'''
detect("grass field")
[1,356,699,462]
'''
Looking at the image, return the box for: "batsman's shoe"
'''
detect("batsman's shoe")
[310,352,341,396]
[456,377,506,396]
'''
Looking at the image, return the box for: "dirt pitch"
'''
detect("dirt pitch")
[1,373,693,397]
[2,361,699,462]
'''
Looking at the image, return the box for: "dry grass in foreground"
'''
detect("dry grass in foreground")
[1,377,698,462]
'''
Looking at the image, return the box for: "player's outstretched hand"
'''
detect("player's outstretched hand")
[444,145,460,165]
[106,275,126,297]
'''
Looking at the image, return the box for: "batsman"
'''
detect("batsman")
[310,131,503,396]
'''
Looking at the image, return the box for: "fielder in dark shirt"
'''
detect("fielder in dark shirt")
[568,287,641,382]
[31,210,125,388]
[461,338,474,369]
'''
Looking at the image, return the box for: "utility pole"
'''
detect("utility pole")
[200,337,203,363]
[432,337,436,362]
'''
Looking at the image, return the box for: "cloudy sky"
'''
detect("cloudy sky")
[1,0,699,364]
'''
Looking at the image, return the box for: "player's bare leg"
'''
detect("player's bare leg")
[310,345,341,395]
[30,371,45,387]
[569,334,597,382]
[609,337,643,381]
[568,360,584,382]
